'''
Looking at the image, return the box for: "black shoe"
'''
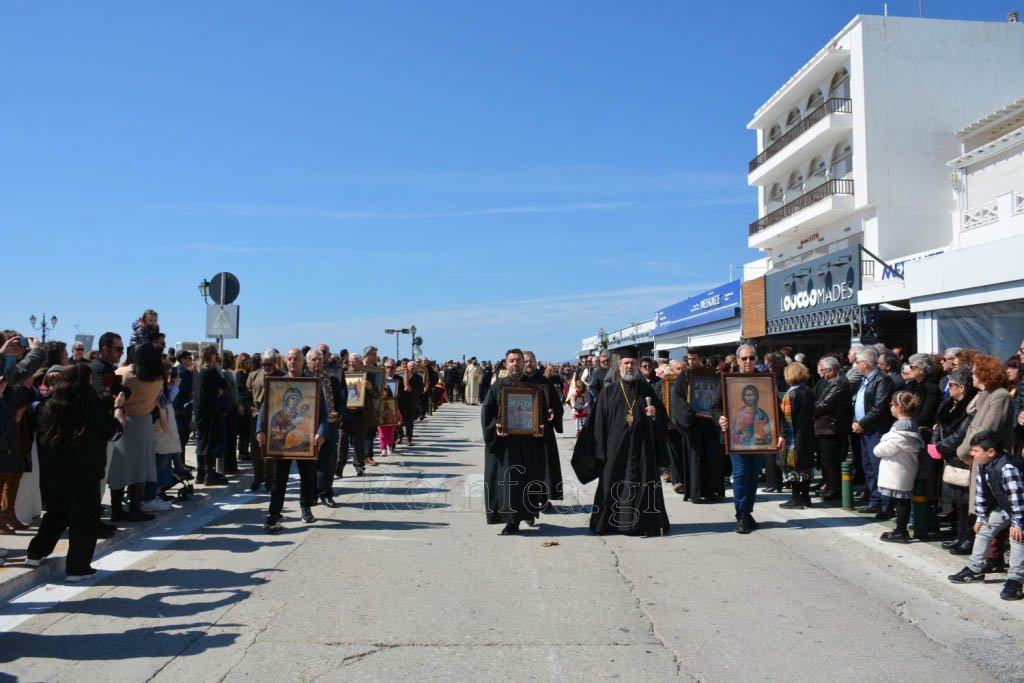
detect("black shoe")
[948,566,985,584]
[264,515,282,533]
[1000,579,1023,601]
[250,479,262,492]
[779,499,805,510]
[499,523,520,536]
[110,508,129,522]
[743,514,760,530]
[949,540,974,556]
[356,468,365,477]
[96,522,116,539]
[735,517,755,534]
[857,505,882,514]
[820,492,841,502]
[204,473,229,486]
[880,530,909,544]
[941,539,960,550]
[874,510,896,521]
[301,507,315,523]
[319,495,337,508]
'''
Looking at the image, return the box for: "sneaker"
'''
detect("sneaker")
[1000,579,1023,601]
[23,557,43,568]
[66,568,98,582]
[948,566,986,584]
[301,507,315,523]
[263,515,282,533]
[140,499,171,513]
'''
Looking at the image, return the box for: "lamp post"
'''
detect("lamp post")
[410,325,417,360]
[29,313,58,343]
[384,328,410,360]
[198,278,211,304]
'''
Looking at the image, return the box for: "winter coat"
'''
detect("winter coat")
[958,387,1015,513]
[933,395,972,504]
[813,375,852,436]
[875,427,922,493]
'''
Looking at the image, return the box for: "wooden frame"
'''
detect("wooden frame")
[661,374,677,430]
[363,365,386,418]
[720,372,781,454]
[344,372,367,409]
[498,381,543,437]
[378,398,401,426]
[263,376,320,460]
[687,369,720,419]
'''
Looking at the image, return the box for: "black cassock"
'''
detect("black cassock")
[526,372,564,503]
[481,377,547,525]
[588,378,671,535]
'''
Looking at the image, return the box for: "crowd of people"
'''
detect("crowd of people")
[0,310,465,579]
[2,313,1022,603]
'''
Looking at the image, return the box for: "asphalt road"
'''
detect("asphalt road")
[1,403,1023,682]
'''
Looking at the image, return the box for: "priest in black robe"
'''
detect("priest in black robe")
[523,351,564,510]
[588,347,671,536]
[481,348,548,535]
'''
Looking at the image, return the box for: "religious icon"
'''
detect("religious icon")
[498,382,542,437]
[363,365,386,417]
[378,398,401,426]
[345,372,367,409]
[721,373,780,454]
[687,370,721,420]
[662,374,677,431]
[386,378,400,399]
[263,376,320,461]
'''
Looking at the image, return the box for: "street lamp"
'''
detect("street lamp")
[198,278,211,304]
[410,325,417,359]
[29,313,58,343]
[384,328,411,360]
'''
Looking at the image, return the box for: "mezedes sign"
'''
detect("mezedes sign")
[654,280,741,336]
[765,245,861,330]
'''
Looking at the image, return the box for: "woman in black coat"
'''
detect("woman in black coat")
[906,353,943,533]
[26,364,125,580]
[781,362,817,509]
[193,345,227,485]
[933,366,976,555]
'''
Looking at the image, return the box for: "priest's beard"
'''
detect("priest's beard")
[620,369,637,382]
[508,369,524,380]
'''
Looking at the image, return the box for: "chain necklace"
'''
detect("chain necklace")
[618,378,637,428]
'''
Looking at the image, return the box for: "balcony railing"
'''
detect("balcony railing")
[749,98,853,173]
[749,178,854,236]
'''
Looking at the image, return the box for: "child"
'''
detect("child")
[948,430,1024,601]
[571,380,589,438]
[377,387,401,456]
[874,391,923,544]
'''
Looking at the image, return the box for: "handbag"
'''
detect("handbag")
[942,465,970,487]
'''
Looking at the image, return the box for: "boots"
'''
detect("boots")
[110,488,128,521]
[779,481,812,509]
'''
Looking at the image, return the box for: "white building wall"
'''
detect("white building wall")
[965,146,1024,206]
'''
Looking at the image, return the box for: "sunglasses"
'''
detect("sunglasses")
[738,356,756,361]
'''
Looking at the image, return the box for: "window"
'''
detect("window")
[831,140,852,178]
[806,90,825,112]
[829,68,850,99]
[806,156,828,189]
[767,183,784,212]
[785,107,802,130]
[786,169,804,196]
[767,124,782,144]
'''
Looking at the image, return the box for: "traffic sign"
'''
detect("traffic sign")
[209,272,240,305]
[206,304,239,339]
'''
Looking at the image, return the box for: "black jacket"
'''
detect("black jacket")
[933,395,972,467]
[906,377,942,435]
[813,375,852,436]
[856,370,895,435]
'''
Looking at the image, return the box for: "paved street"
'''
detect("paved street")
[2,402,1023,682]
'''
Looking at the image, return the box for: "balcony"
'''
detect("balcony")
[748,179,856,249]
[750,98,852,173]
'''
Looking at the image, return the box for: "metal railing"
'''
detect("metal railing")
[749,179,854,236]
[749,98,853,172]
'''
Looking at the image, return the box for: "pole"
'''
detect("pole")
[217,272,227,358]
[841,461,854,510]
[395,333,400,361]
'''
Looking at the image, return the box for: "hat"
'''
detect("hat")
[618,345,640,360]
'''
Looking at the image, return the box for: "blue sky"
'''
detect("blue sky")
[1,1,1008,361]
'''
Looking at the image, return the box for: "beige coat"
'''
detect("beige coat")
[464,363,482,404]
[957,387,1015,513]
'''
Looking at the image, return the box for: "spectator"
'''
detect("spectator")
[221,350,241,475]
[939,347,963,397]
[813,355,852,501]
[24,365,125,580]
[193,346,228,486]
[1,332,45,534]
[934,366,976,555]
[70,340,88,365]
[107,342,164,523]
[875,391,923,543]
[235,353,254,460]
[171,351,194,454]
[852,347,896,515]
[128,309,160,361]
[780,363,816,510]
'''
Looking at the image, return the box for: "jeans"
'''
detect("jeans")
[730,454,763,516]
[858,430,889,508]
[968,511,1024,582]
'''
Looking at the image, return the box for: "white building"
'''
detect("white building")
[744,14,1024,348]
[862,96,1024,353]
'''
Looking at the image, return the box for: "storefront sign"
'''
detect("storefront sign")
[654,281,741,336]
[765,245,861,332]
[880,249,945,280]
